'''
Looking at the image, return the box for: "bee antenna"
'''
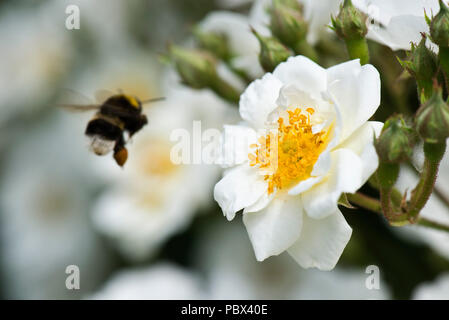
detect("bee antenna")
[141,97,166,105]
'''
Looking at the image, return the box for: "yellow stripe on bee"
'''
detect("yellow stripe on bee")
[123,94,139,109]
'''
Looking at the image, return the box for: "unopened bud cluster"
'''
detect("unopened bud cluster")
[269,0,308,49]
[331,0,368,40]
[375,115,416,164]
[415,87,449,144]
[168,45,218,89]
[252,29,291,72]
[429,0,449,48]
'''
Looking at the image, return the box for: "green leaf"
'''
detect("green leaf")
[338,193,356,209]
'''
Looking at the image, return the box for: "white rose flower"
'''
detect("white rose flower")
[199,11,265,79]
[352,0,442,51]
[214,55,382,270]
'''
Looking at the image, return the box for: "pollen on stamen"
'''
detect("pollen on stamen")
[248,107,331,194]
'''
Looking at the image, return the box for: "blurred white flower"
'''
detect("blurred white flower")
[0,113,111,299]
[91,263,205,300]
[194,220,391,299]
[250,0,342,44]
[413,273,449,299]
[92,220,392,300]
[352,0,441,51]
[64,0,131,53]
[92,87,238,261]
[214,56,382,270]
[69,49,162,99]
[0,1,72,125]
[199,11,265,78]
[93,219,390,300]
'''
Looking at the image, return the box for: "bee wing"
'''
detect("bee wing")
[56,89,101,112]
[58,104,102,112]
[141,97,166,108]
[94,89,115,104]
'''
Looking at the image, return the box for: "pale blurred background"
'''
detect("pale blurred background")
[0,0,448,300]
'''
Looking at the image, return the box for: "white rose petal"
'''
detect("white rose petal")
[288,209,352,271]
[243,195,304,261]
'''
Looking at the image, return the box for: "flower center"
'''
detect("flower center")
[137,139,177,176]
[249,107,331,194]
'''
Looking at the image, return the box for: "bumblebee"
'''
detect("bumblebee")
[61,92,163,167]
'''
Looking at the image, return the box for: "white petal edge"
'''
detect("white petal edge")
[288,176,324,196]
[244,190,276,214]
[243,195,303,261]
[239,73,284,129]
[327,63,381,143]
[214,164,267,221]
[272,56,327,99]
[337,121,383,184]
[216,124,257,168]
[367,15,430,51]
[287,208,352,271]
[302,148,363,219]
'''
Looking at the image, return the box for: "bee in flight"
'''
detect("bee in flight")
[60,91,164,167]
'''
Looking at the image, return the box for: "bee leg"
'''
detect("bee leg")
[113,135,128,167]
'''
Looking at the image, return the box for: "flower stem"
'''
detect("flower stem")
[379,187,394,220]
[408,141,446,220]
[346,192,382,213]
[347,192,449,232]
[226,62,253,85]
[368,174,403,206]
[294,39,318,62]
[417,217,449,233]
[210,77,241,104]
[344,37,370,64]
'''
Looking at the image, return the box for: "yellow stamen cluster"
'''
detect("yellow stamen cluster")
[249,107,330,194]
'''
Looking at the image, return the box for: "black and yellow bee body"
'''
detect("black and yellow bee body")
[84,94,149,167]
[61,91,163,167]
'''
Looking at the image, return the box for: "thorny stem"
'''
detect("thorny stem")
[227,63,253,85]
[408,142,446,220]
[408,163,449,212]
[368,175,403,207]
[379,187,394,221]
[369,141,447,224]
[408,157,440,219]
[347,192,449,232]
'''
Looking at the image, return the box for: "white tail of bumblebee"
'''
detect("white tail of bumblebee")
[89,135,115,156]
